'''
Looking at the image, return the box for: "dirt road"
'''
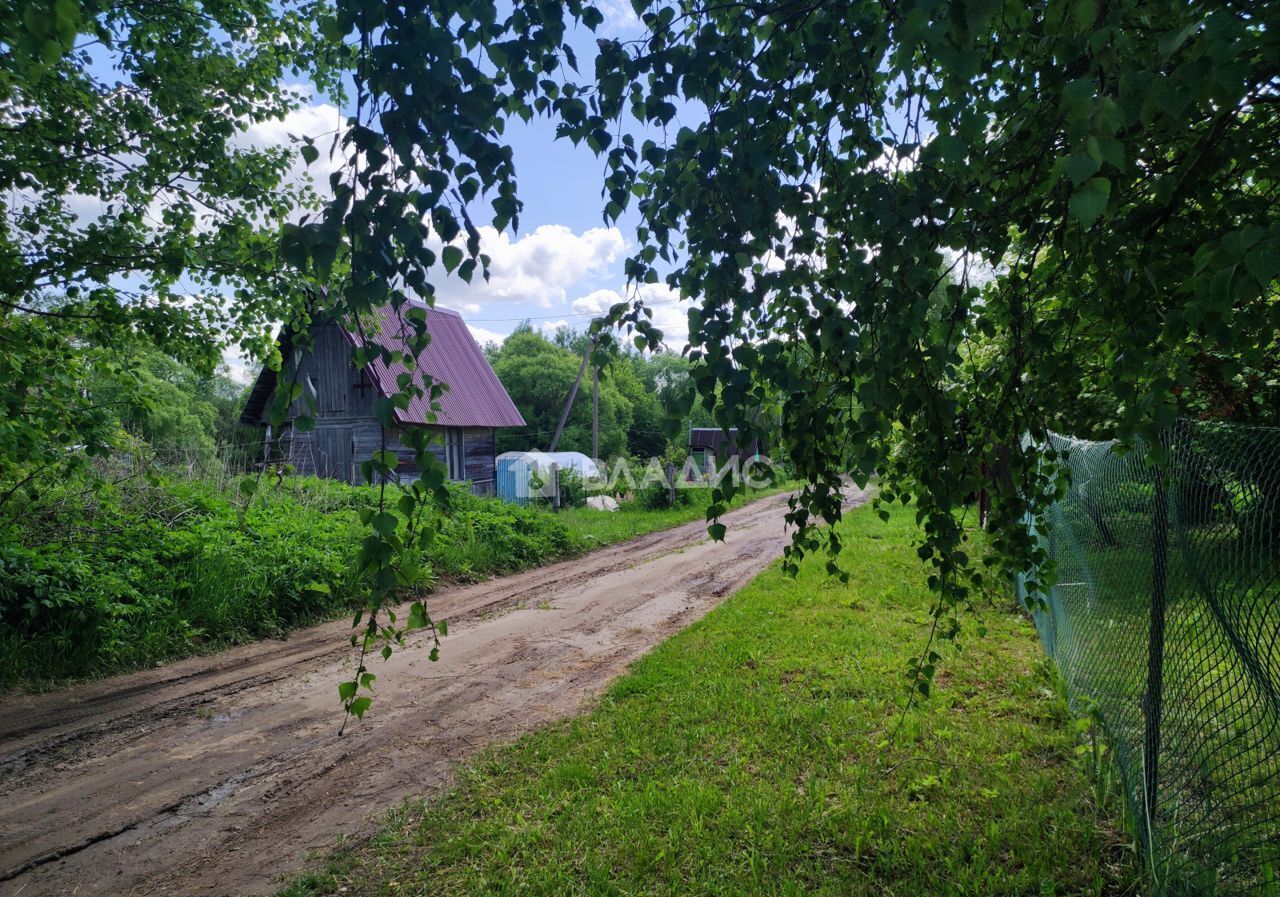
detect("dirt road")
[0,490,863,896]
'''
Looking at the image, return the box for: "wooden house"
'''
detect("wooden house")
[239,304,524,494]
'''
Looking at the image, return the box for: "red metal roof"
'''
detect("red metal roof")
[342,303,524,428]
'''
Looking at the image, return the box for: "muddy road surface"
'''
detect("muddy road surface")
[0,490,865,896]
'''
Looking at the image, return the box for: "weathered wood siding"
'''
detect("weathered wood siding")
[275,426,354,481]
[275,428,315,476]
[267,325,497,492]
[276,323,375,424]
[352,424,440,484]
[464,428,497,492]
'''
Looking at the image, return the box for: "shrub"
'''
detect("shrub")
[556,467,587,507]
[635,479,689,510]
[0,473,577,686]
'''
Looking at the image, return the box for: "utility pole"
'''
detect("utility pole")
[592,361,599,460]
[549,336,594,453]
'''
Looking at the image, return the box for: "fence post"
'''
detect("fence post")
[665,461,676,506]
[1142,439,1171,846]
[550,463,560,512]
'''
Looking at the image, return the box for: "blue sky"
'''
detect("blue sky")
[241,3,692,371]
[75,5,696,380]
[82,9,925,381]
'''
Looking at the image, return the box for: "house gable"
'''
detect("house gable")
[240,305,524,430]
[237,305,520,493]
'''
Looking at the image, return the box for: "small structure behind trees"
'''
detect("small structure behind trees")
[496,451,599,506]
[688,428,760,477]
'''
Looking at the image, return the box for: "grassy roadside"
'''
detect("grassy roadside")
[1,478,575,687]
[281,501,1140,897]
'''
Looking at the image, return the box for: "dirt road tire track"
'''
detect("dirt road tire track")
[0,491,866,896]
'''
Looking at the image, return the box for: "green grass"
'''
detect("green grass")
[280,502,1140,897]
[556,485,790,548]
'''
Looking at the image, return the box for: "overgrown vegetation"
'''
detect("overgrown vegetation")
[0,475,575,687]
[0,459,786,687]
[10,0,1276,721]
[280,501,1141,897]
[0,0,333,493]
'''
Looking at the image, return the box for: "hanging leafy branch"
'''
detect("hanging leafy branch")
[278,0,616,719]
[551,0,1280,692]
[9,0,1278,711]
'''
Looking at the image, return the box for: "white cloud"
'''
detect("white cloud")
[540,319,570,333]
[571,288,624,315]
[467,324,509,348]
[64,193,109,222]
[239,97,341,153]
[568,283,694,349]
[210,103,632,359]
[597,0,641,32]
[222,347,256,385]
[433,224,625,310]
[21,95,343,234]
[633,283,692,350]
[230,102,630,323]
[236,99,344,203]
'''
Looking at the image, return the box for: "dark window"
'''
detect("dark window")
[446,429,466,481]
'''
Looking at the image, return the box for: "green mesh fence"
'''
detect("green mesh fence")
[1015,419,1280,896]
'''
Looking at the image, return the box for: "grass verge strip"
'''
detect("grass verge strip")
[283,501,1140,897]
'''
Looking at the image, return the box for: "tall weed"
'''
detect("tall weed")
[0,474,575,686]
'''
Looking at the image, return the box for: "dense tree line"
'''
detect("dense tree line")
[1,0,335,507]
[484,323,712,460]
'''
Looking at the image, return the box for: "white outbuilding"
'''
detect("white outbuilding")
[496,451,600,504]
